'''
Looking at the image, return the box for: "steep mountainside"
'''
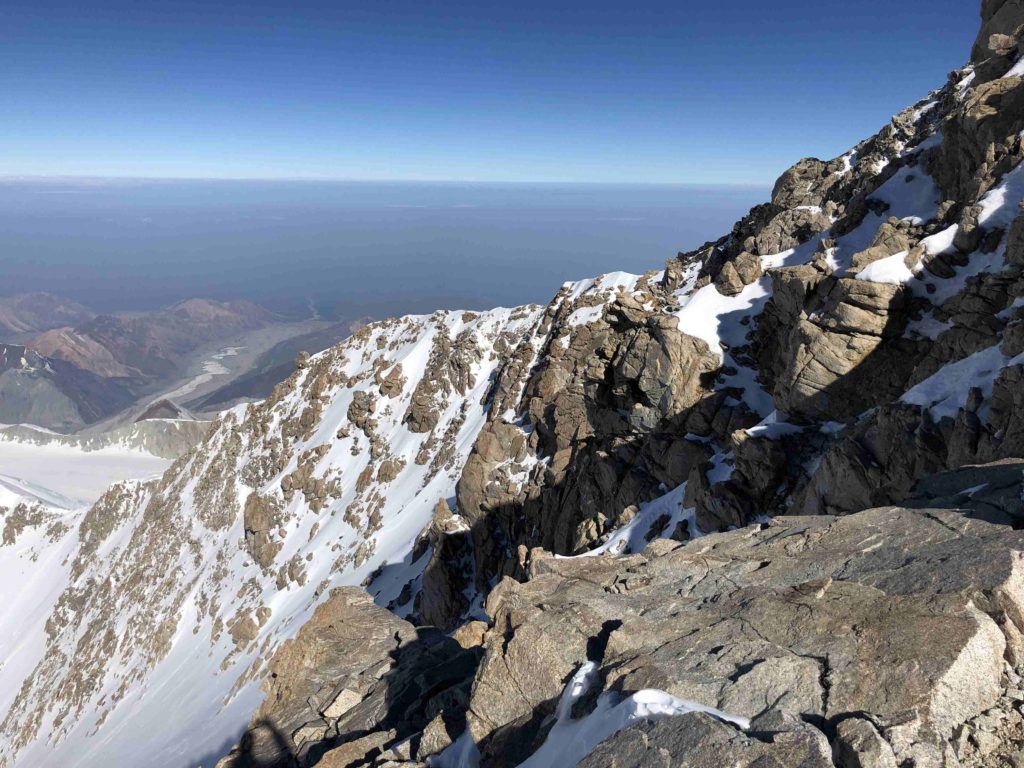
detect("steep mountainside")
[3,3,1024,767]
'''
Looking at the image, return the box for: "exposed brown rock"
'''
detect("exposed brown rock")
[462,507,1024,767]
[217,587,480,768]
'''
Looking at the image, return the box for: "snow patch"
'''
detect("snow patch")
[901,345,1024,419]
[869,166,941,226]
[515,662,749,768]
[855,251,914,285]
[978,162,1024,230]
[674,278,771,358]
[577,482,697,557]
[745,411,803,440]
[1003,58,1024,79]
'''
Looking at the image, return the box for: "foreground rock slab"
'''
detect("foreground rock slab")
[463,507,1024,766]
[219,506,1024,768]
[216,587,480,768]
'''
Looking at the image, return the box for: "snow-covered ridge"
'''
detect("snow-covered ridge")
[0,418,206,508]
[0,287,645,767]
[0,417,208,459]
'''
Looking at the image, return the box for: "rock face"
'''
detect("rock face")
[452,282,733,608]
[902,458,1024,524]
[764,273,921,421]
[216,587,479,768]
[454,508,1024,767]
[220,504,1024,768]
[577,713,835,768]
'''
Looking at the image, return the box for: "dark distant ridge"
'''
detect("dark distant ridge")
[0,343,135,431]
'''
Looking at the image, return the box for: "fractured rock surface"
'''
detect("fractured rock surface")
[456,508,1024,767]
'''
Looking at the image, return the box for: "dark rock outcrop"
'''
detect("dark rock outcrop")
[216,587,480,768]
[455,300,729,591]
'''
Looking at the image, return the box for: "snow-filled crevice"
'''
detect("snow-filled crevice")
[432,662,750,768]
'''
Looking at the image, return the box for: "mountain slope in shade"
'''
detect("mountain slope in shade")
[16,298,313,430]
[29,327,140,379]
[0,344,136,431]
[35,298,275,381]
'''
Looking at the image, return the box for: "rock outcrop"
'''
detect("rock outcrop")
[222,503,1024,768]
[465,507,1024,767]
[216,587,479,768]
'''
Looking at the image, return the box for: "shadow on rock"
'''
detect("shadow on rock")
[229,720,300,768]
[303,626,481,767]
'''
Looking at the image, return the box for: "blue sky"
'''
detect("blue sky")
[2,0,977,184]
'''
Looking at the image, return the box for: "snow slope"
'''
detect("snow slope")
[0,438,171,506]
[0,306,556,767]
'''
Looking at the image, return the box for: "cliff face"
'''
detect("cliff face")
[4,2,1024,767]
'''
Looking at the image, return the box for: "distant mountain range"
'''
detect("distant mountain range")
[0,294,351,431]
[30,297,274,379]
[0,292,94,339]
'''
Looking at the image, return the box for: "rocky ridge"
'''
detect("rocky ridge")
[0,416,209,461]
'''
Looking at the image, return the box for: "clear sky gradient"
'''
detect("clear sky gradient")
[2,0,978,184]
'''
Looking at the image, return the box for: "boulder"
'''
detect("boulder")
[714,251,763,296]
[754,207,832,256]
[217,587,480,768]
[577,712,833,768]
[771,157,844,210]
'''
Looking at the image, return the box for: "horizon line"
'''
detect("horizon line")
[0,173,771,189]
